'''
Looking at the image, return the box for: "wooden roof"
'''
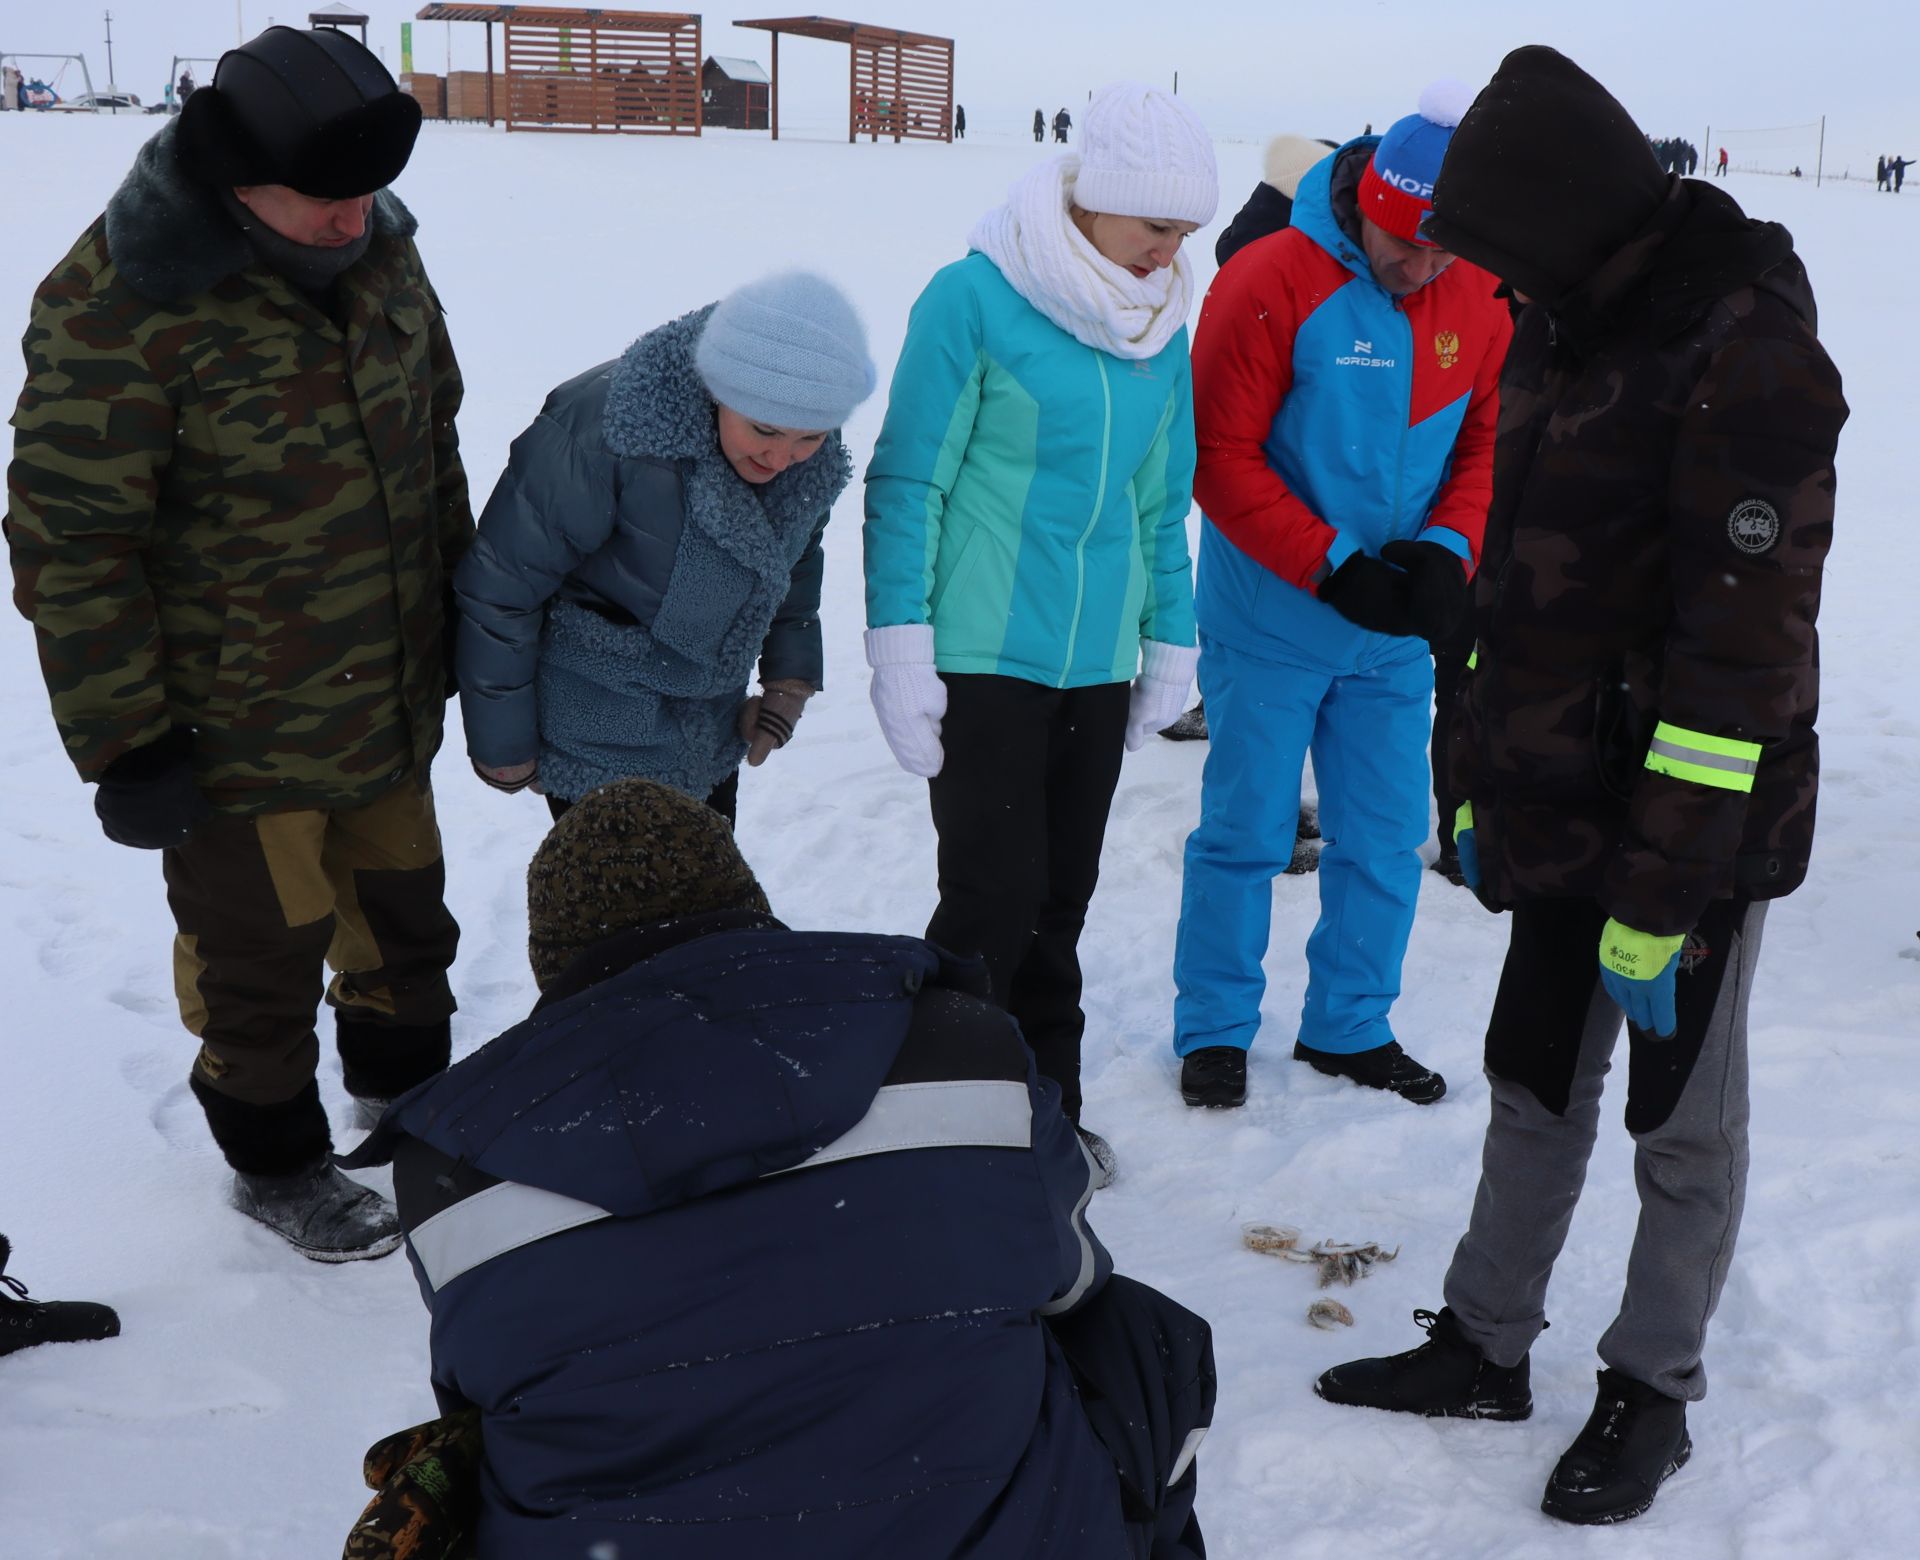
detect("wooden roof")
[733,15,952,47]
[415,4,699,27]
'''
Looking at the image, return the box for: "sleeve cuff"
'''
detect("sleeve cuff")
[1418,525,1474,569]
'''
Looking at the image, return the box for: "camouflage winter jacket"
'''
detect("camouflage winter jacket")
[1451,180,1848,934]
[6,121,473,813]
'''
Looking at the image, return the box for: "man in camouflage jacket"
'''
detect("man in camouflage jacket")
[6,28,472,1260]
[1314,48,1847,1526]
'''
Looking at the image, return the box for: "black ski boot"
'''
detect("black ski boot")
[1315,1307,1532,1420]
[1180,1046,1247,1108]
[230,1159,402,1262]
[0,1235,120,1357]
[1075,1126,1117,1190]
[1541,1368,1691,1525]
[1158,701,1208,741]
[1293,1039,1446,1104]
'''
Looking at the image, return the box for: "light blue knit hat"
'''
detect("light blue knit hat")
[693,271,876,432]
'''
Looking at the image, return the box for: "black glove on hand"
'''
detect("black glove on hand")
[1316,551,1420,636]
[1379,539,1471,643]
[94,728,213,849]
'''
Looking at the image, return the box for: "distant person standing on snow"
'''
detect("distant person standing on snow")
[1891,155,1912,192]
[864,81,1217,1187]
[1054,106,1071,142]
[1716,144,1729,175]
[1876,154,1888,190]
[1033,106,1045,141]
[177,66,195,102]
[955,102,966,138]
[1317,46,1846,1528]
[1686,140,1698,174]
[7,27,470,1262]
[455,273,874,830]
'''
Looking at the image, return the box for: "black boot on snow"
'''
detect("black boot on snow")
[230,1159,402,1263]
[0,1235,121,1357]
[1293,1039,1446,1104]
[1315,1307,1532,1420]
[1431,847,1465,886]
[1180,1046,1248,1108]
[1541,1368,1691,1525]
[1074,1126,1118,1190]
[1159,701,1208,742]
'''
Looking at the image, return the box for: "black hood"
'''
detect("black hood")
[1425,45,1669,306]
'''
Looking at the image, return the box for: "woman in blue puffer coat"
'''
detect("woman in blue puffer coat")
[454,272,875,823]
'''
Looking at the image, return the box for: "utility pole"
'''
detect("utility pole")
[1815,114,1825,188]
[237,1,245,46]
[103,9,118,110]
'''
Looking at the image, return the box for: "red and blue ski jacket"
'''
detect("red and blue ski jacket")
[1191,139,1511,668]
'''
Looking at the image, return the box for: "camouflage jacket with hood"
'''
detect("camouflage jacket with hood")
[1448,178,1848,933]
[6,119,473,813]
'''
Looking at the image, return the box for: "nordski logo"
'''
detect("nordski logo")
[1353,338,1372,354]
[1336,337,1396,368]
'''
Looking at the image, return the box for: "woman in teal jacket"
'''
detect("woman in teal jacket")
[863,82,1218,1182]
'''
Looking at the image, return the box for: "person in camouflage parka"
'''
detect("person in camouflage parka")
[1316,48,1847,1526]
[5,28,474,1263]
[8,119,470,807]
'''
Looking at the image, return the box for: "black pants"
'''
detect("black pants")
[1429,622,1475,844]
[546,769,739,828]
[1049,1275,1216,1559]
[926,675,1129,1121]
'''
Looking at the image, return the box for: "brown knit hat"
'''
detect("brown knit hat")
[526,779,770,990]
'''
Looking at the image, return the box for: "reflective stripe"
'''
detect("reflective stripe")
[1466,647,1478,671]
[775,1080,1032,1173]
[1645,721,1761,794]
[1169,1425,1209,1486]
[407,1080,1035,1292]
[411,1181,612,1293]
[1037,1133,1100,1318]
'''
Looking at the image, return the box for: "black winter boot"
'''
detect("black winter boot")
[1158,700,1208,741]
[0,1235,120,1356]
[1541,1368,1691,1525]
[1293,1039,1446,1104]
[229,1159,402,1263]
[1315,1307,1533,1420]
[1180,1046,1247,1108]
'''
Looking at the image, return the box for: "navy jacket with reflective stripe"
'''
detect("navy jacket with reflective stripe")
[351,918,1122,1558]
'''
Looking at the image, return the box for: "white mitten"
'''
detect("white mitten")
[1125,640,1201,752]
[864,624,947,777]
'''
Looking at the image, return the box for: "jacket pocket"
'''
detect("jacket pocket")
[203,586,266,716]
[1592,661,1654,803]
[929,525,987,620]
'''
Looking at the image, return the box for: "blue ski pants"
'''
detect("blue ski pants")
[1173,631,1432,1056]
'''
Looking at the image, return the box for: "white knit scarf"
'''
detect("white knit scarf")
[968,156,1195,361]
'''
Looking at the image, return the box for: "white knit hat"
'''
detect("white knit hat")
[1073,82,1219,227]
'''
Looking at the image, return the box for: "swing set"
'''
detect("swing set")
[0,51,98,110]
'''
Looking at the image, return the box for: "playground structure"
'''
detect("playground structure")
[309,4,372,44]
[0,52,99,110]
[167,55,221,111]
[734,16,953,143]
[414,5,703,134]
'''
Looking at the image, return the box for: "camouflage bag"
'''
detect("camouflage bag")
[343,1407,481,1560]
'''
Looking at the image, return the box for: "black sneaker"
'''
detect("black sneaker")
[1293,1039,1446,1104]
[230,1159,403,1263]
[0,1235,120,1357]
[1159,701,1208,741]
[1315,1307,1532,1420]
[1075,1125,1117,1189]
[1541,1369,1691,1525]
[1180,1046,1247,1108]
[1431,847,1465,886]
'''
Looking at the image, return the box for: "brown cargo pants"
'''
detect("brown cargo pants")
[164,779,460,1108]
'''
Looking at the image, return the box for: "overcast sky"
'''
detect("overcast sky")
[2,1,1910,174]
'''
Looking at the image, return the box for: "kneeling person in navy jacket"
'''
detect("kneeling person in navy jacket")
[343,778,1214,1559]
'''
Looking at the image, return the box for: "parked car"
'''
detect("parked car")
[65,89,142,112]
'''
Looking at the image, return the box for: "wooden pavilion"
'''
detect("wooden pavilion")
[733,16,953,143]
[414,5,702,134]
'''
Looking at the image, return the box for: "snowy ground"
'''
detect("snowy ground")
[1,113,1916,1558]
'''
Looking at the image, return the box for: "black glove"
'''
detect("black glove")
[1316,552,1419,636]
[94,728,213,849]
[1380,539,1470,643]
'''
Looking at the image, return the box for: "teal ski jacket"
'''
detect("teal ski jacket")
[863,253,1196,688]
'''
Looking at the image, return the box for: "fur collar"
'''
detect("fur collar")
[103,118,419,304]
[600,303,853,546]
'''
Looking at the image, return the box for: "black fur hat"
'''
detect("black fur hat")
[176,26,421,198]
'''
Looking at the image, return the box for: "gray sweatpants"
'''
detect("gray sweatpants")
[1443,897,1768,1401]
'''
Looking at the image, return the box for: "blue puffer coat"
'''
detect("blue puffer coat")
[453,305,852,799]
[348,913,1127,1558]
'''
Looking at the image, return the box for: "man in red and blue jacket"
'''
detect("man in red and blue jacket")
[1173,86,1512,1110]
